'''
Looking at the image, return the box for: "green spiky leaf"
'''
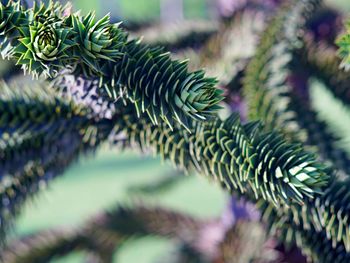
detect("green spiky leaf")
[337,20,350,71]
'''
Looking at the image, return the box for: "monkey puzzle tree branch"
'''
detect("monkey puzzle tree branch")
[287,92,350,176]
[260,199,350,263]
[236,1,350,178]
[242,0,350,257]
[0,81,115,241]
[0,0,346,261]
[0,81,94,176]
[196,5,346,166]
[244,0,321,138]
[0,1,224,130]
[257,177,350,254]
[110,103,329,206]
[197,1,350,177]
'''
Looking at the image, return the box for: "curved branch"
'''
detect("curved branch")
[0,1,224,130]
[110,103,329,206]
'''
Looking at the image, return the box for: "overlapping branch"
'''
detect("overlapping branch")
[243,0,350,259]
[2,203,272,263]
[0,81,114,240]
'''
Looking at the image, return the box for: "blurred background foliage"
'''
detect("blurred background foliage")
[5,0,350,262]
[71,0,350,19]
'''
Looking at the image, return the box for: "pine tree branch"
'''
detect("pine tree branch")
[0,117,114,239]
[198,3,339,108]
[286,37,350,175]
[199,1,350,178]
[0,1,224,130]
[0,80,88,137]
[99,40,222,130]
[230,174,350,261]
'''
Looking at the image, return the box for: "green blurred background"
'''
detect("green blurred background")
[72,0,350,20]
[13,0,350,262]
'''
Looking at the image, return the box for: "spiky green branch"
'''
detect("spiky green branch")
[242,0,350,257]
[0,0,345,261]
[289,38,350,176]
[0,1,223,129]
[235,1,350,177]
[110,103,329,206]
[337,20,350,71]
[287,92,350,176]
[200,5,350,179]
[257,178,350,253]
[23,76,333,259]
[259,199,350,263]
[244,0,321,138]
[229,178,350,262]
[0,81,114,240]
